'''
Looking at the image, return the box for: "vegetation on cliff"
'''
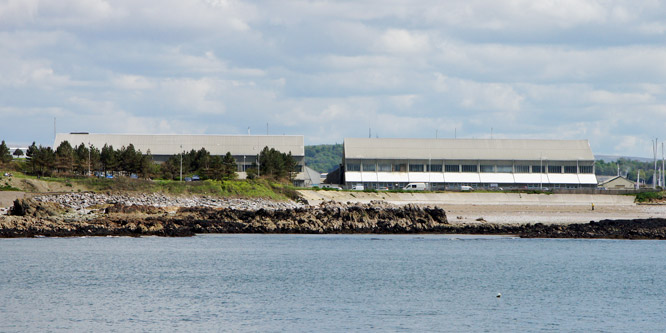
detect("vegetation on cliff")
[305,144,342,173]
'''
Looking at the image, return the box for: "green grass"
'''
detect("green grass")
[635,191,664,203]
[0,184,21,191]
[1,171,294,200]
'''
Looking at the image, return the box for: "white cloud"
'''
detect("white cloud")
[376,29,430,54]
[587,90,654,105]
[434,74,524,112]
[113,75,154,90]
[159,78,226,115]
[3,0,666,157]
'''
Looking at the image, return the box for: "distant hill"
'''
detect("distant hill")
[595,155,652,163]
[305,144,343,173]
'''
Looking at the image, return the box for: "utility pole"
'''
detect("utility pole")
[88,142,91,176]
[637,170,641,190]
[654,139,658,189]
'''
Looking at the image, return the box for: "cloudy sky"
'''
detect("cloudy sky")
[1,0,666,157]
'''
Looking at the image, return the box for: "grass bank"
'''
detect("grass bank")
[0,171,297,201]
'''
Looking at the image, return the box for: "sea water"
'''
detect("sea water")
[1,235,665,332]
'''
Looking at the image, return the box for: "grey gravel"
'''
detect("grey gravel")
[34,192,304,212]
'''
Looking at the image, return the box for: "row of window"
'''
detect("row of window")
[347,163,594,174]
[348,182,592,190]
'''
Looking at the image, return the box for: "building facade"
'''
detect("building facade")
[597,176,635,190]
[54,133,309,185]
[342,138,597,190]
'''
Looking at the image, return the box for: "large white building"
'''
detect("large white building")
[53,133,314,185]
[342,138,597,190]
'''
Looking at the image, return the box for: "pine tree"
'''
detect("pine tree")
[0,140,12,164]
[221,152,238,180]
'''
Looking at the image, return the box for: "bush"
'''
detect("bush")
[635,191,664,203]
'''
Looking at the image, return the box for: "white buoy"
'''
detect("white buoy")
[496,293,501,298]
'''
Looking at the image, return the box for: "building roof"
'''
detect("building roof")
[54,133,304,156]
[598,175,635,186]
[343,138,595,161]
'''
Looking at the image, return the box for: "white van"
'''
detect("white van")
[351,185,365,191]
[403,183,427,191]
[460,185,474,191]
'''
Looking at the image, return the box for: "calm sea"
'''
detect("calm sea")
[1,234,665,332]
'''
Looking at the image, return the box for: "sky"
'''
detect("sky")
[1,0,666,157]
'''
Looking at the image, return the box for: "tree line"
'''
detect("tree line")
[595,158,660,184]
[1,139,297,182]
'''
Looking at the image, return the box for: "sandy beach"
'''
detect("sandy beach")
[441,203,666,225]
[297,190,666,225]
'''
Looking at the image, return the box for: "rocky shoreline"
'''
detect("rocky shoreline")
[1,194,666,239]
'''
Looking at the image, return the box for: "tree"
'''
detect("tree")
[55,141,74,174]
[31,145,55,177]
[257,146,297,181]
[119,144,142,174]
[74,143,90,175]
[100,144,117,174]
[13,148,23,158]
[221,152,238,180]
[26,142,38,174]
[0,140,12,164]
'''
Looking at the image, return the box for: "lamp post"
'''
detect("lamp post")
[258,150,261,177]
[88,142,91,176]
[540,155,543,190]
[180,144,183,182]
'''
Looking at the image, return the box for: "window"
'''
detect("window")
[515,165,530,173]
[548,165,561,173]
[462,165,478,173]
[409,164,424,172]
[347,163,360,171]
[428,164,443,172]
[564,166,577,174]
[532,165,544,173]
[393,164,407,172]
[378,163,391,172]
[579,166,593,174]
[496,165,512,173]
[480,165,494,173]
[362,162,376,172]
[445,164,460,172]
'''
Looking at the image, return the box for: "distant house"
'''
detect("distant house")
[597,175,635,190]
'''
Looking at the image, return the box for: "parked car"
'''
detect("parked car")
[403,183,426,191]
[192,175,200,181]
[351,185,365,191]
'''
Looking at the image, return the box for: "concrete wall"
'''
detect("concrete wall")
[298,190,636,206]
